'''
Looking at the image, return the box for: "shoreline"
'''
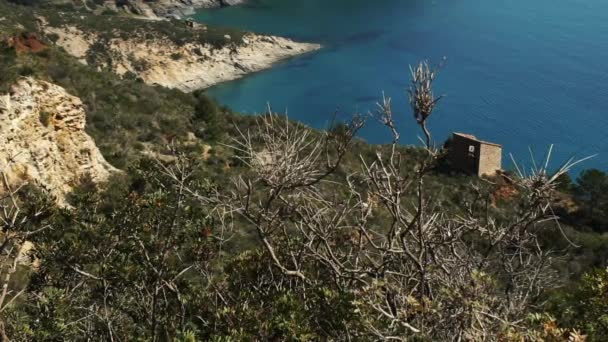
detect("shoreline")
[138,33,322,92]
[45,25,321,92]
[194,43,320,93]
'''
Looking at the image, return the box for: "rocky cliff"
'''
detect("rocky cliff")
[45,25,320,92]
[0,78,117,202]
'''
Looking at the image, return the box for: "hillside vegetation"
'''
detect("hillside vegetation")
[0,0,240,168]
[0,1,607,340]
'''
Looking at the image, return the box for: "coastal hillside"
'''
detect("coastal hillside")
[5,0,243,18]
[0,0,607,341]
[0,0,318,166]
[103,0,245,19]
[2,0,319,91]
[45,23,319,91]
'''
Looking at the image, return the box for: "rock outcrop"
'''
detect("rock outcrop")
[109,0,246,19]
[46,26,321,92]
[0,78,117,202]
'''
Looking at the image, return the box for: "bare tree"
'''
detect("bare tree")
[172,71,585,340]
[408,60,444,149]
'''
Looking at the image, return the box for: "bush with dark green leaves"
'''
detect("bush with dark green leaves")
[193,92,226,142]
[545,268,608,341]
[575,169,608,222]
[7,160,219,340]
[4,159,361,341]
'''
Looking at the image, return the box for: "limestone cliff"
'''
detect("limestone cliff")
[45,26,321,92]
[0,78,117,202]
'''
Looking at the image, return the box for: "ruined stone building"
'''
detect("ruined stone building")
[447,133,502,177]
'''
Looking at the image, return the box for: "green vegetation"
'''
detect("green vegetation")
[0,0,607,340]
[0,42,194,168]
[546,268,608,341]
[41,8,246,48]
[2,0,244,49]
[3,125,605,340]
[574,169,608,227]
[193,90,227,142]
[0,0,246,169]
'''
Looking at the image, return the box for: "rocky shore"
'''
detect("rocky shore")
[45,25,321,92]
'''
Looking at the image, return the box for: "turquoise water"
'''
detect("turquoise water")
[194,0,608,172]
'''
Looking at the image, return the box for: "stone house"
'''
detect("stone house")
[447,133,502,177]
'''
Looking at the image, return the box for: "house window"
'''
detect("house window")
[468,145,475,157]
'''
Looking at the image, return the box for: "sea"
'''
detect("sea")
[194,0,608,174]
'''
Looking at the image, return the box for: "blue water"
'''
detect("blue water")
[194,0,608,173]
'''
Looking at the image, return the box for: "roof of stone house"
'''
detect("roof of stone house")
[453,132,502,147]
[453,132,502,148]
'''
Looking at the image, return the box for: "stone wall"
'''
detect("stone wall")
[449,134,481,175]
[478,143,502,176]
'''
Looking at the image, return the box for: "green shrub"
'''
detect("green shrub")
[546,268,608,341]
[193,93,225,142]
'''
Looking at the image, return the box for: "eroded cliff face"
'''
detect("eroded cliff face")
[0,78,117,202]
[45,26,320,92]
[112,33,320,92]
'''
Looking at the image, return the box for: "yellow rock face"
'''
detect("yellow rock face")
[0,78,118,203]
[44,26,321,92]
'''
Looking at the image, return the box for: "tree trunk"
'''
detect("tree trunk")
[0,319,9,342]
[421,122,431,149]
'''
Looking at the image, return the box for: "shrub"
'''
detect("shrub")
[193,93,225,142]
[546,268,608,341]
